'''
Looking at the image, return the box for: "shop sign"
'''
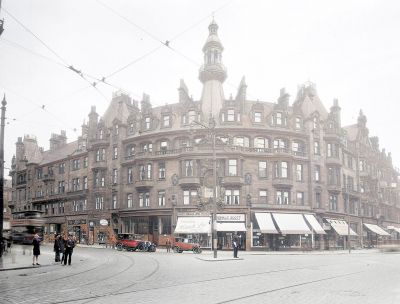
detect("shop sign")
[99,219,108,226]
[216,214,245,222]
[68,219,87,225]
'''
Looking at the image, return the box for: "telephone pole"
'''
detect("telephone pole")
[0,0,5,36]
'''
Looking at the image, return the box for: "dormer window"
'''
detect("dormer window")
[254,112,262,123]
[99,130,104,140]
[273,112,286,126]
[313,117,319,129]
[114,124,119,135]
[128,122,135,134]
[162,114,171,128]
[145,117,151,130]
[227,109,235,122]
[295,117,302,129]
[188,110,196,124]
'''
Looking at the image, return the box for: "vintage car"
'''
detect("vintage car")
[173,237,202,254]
[115,234,141,251]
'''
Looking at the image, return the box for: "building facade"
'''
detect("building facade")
[9,20,400,250]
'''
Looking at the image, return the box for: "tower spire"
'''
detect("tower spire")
[199,18,227,117]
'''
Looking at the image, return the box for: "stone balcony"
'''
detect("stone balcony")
[221,176,244,185]
[178,176,201,187]
[135,179,154,188]
[272,178,293,187]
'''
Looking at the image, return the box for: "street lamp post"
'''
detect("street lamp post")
[0,95,6,257]
[346,184,351,254]
[192,116,218,258]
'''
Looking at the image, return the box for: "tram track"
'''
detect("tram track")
[0,250,116,293]
[48,259,367,304]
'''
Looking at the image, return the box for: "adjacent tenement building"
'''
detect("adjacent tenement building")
[9,20,400,250]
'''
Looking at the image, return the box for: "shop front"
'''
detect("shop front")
[252,213,325,251]
[174,216,211,248]
[120,215,171,245]
[88,218,112,245]
[363,223,390,248]
[324,218,358,250]
[67,218,88,244]
[216,214,247,250]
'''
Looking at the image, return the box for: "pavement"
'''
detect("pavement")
[0,244,381,271]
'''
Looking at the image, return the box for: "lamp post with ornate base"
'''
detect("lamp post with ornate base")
[192,116,220,258]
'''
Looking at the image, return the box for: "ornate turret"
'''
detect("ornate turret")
[330,98,341,127]
[358,109,367,127]
[199,18,227,117]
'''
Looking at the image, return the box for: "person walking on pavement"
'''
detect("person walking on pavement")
[232,235,239,258]
[54,234,61,262]
[165,237,171,253]
[59,234,66,264]
[32,234,41,265]
[63,234,75,266]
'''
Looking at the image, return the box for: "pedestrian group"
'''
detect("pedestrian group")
[53,233,76,266]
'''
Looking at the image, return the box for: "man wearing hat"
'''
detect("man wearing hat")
[63,234,76,266]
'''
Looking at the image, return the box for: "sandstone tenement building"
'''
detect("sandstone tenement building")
[9,20,400,250]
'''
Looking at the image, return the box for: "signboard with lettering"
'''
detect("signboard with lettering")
[100,219,108,226]
[216,214,245,222]
[67,219,87,225]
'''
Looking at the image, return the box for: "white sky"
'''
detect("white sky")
[1,0,400,176]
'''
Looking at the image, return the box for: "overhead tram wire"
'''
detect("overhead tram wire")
[0,83,82,133]
[0,37,67,69]
[0,34,146,103]
[96,0,235,81]
[96,0,256,100]
[2,7,109,102]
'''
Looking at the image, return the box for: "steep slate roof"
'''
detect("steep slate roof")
[102,97,134,128]
[300,95,328,120]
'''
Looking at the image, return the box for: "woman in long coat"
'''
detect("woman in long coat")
[32,234,41,265]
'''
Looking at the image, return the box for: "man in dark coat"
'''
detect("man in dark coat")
[232,235,239,258]
[54,234,61,262]
[63,234,75,266]
[32,234,41,265]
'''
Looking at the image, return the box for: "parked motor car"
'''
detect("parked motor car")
[116,234,141,251]
[137,241,157,252]
[173,237,202,254]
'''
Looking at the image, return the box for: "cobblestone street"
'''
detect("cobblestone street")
[1,245,400,304]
